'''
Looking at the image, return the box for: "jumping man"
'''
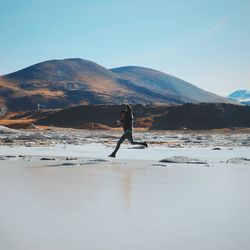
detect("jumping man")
[109,103,148,158]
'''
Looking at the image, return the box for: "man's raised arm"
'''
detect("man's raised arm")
[126,103,132,113]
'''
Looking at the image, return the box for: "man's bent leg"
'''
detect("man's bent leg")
[109,132,128,157]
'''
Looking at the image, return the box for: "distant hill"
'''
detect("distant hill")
[228,90,250,105]
[151,103,250,129]
[0,58,235,111]
[35,103,250,130]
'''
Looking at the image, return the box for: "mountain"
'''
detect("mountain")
[0,58,234,111]
[0,58,124,111]
[228,90,250,105]
[111,66,230,103]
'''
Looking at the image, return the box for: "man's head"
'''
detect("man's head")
[120,110,127,119]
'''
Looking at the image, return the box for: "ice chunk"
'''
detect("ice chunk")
[159,156,207,164]
[226,158,250,164]
[0,125,20,134]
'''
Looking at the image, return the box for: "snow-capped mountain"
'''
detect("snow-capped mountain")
[228,90,250,105]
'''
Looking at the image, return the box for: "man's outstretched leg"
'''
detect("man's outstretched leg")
[109,132,128,158]
[127,132,148,148]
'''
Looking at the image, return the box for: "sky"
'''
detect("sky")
[0,0,249,96]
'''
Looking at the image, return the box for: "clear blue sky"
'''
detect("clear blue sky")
[0,0,249,96]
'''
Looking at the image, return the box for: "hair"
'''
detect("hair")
[120,110,127,116]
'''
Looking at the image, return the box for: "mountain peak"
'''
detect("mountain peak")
[4,58,115,82]
[228,89,250,105]
[111,65,167,75]
[229,89,250,97]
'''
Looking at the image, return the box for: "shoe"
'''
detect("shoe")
[109,153,116,158]
[143,141,148,148]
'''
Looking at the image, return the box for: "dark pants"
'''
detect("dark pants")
[111,131,144,155]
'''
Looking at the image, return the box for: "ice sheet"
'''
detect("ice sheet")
[1,128,250,250]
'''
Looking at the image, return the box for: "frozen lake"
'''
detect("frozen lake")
[0,127,250,249]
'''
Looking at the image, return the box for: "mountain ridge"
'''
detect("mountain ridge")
[111,66,226,103]
[0,58,236,111]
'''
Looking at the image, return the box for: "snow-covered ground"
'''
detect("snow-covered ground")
[0,126,250,250]
[1,125,250,148]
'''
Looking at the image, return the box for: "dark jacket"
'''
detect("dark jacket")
[122,104,133,132]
